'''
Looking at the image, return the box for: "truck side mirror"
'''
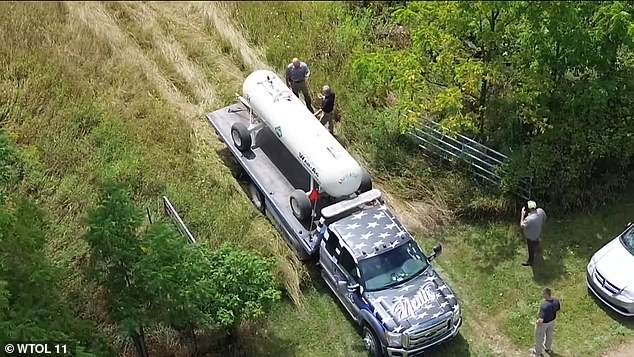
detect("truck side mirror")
[429,244,442,260]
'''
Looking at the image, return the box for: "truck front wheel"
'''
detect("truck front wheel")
[362,326,384,357]
[230,122,252,152]
[290,189,311,221]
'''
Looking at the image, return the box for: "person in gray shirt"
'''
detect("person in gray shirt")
[286,58,314,113]
[520,200,547,266]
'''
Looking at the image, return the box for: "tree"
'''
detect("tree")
[136,222,214,354]
[349,1,634,209]
[83,185,148,357]
[136,223,281,351]
[84,185,282,355]
[203,244,281,332]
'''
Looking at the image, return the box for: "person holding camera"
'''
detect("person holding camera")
[520,200,547,266]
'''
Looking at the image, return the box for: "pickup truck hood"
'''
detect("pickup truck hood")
[364,269,457,332]
[593,237,634,290]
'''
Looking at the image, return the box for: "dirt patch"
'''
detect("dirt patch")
[601,339,634,357]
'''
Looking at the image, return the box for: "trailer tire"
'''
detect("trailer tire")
[230,122,251,152]
[290,189,311,221]
[249,182,265,212]
[358,168,373,194]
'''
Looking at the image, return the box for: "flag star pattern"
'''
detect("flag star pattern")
[385,222,397,230]
[351,211,367,220]
[328,205,412,258]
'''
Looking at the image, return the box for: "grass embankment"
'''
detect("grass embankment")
[231,1,634,356]
[0,2,304,353]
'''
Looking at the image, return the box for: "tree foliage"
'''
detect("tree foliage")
[137,224,281,333]
[83,185,147,340]
[349,1,634,209]
[84,184,281,351]
[204,244,281,329]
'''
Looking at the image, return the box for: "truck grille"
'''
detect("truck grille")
[407,317,451,347]
[595,271,621,294]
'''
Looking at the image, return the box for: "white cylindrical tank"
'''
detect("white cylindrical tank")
[243,69,362,198]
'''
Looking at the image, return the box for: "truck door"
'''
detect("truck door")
[320,228,341,284]
[336,248,363,319]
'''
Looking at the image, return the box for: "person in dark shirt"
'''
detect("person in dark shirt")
[532,288,561,356]
[314,85,336,134]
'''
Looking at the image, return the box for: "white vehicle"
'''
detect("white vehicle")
[586,221,634,316]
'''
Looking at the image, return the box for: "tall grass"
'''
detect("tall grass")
[226,1,503,227]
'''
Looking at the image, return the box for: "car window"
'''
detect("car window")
[324,229,341,258]
[339,248,359,281]
[621,226,634,256]
[359,241,429,291]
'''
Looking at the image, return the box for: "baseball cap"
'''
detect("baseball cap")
[527,200,537,209]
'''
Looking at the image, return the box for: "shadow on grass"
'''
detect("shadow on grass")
[456,223,524,273]
[530,244,567,284]
[217,330,300,357]
[423,333,473,356]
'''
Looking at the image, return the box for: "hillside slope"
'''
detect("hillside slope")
[1,1,305,354]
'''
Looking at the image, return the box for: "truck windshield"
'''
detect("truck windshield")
[621,226,634,256]
[358,241,429,292]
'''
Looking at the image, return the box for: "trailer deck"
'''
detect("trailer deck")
[207,103,322,258]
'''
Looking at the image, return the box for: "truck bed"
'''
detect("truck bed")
[206,103,321,258]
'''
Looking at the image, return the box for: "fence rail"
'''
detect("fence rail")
[409,119,531,200]
[163,196,196,244]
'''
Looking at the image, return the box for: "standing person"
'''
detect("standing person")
[286,58,313,113]
[532,288,560,356]
[314,85,336,134]
[520,200,547,266]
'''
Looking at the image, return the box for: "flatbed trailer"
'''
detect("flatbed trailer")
[207,102,325,260]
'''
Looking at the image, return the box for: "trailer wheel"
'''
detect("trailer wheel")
[290,189,311,221]
[358,168,373,194]
[230,122,251,152]
[249,182,265,212]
